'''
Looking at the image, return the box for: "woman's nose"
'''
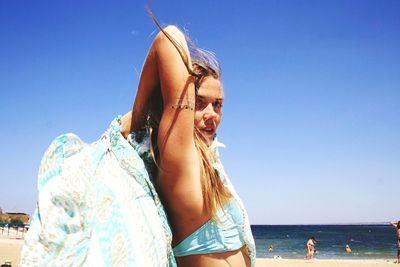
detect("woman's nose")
[203,103,217,118]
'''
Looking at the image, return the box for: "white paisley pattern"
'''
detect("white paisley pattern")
[19,116,255,267]
[19,117,176,267]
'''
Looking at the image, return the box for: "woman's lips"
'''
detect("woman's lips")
[201,127,215,136]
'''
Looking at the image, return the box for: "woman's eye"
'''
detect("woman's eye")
[195,99,206,110]
[213,102,223,110]
[196,98,223,111]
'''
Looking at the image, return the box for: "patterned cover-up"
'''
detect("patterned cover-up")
[19,117,176,267]
[20,116,255,267]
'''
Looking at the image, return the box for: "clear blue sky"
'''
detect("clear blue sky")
[1,0,399,224]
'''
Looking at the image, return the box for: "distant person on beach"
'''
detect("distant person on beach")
[345,244,352,253]
[391,221,400,264]
[268,245,273,252]
[304,236,317,260]
[19,11,255,267]
[1,261,12,267]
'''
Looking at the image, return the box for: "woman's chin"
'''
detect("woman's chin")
[199,132,213,146]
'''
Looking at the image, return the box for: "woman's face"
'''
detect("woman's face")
[194,76,223,146]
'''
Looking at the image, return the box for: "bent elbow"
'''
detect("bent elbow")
[155,25,187,47]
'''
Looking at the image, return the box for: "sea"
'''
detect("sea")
[252,224,397,260]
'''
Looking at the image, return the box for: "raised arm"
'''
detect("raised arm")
[131,26,206,241]
[156,27,206,235]
[156,28,197,164]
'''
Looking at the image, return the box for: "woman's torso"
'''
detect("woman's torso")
[129,130,255,266]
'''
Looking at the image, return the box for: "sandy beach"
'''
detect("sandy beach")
[0,227,26,266]
[0,234,396,266]
[255,258,395,267]
[0,237,23,266]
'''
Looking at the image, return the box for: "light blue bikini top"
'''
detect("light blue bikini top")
[172,199,246,257]
[128,128,255,263]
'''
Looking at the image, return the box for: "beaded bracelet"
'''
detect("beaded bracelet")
[171,99,195,110]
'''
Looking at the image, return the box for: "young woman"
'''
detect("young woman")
[20,17,255,267]
[120,18,255,266]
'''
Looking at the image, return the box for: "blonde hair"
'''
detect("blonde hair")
[147,11,232,217]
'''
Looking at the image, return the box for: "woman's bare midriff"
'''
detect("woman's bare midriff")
[175,246,250,267]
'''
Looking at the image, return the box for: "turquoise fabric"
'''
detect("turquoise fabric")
[173,199,246,256]
[20,117,176,267]
[20,117,255,267]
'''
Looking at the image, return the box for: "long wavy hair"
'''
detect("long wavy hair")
[147,11,232,217]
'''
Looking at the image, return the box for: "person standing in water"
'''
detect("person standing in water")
[345,244,352,253]
[391,221,400,264]
[304,237,317,260]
